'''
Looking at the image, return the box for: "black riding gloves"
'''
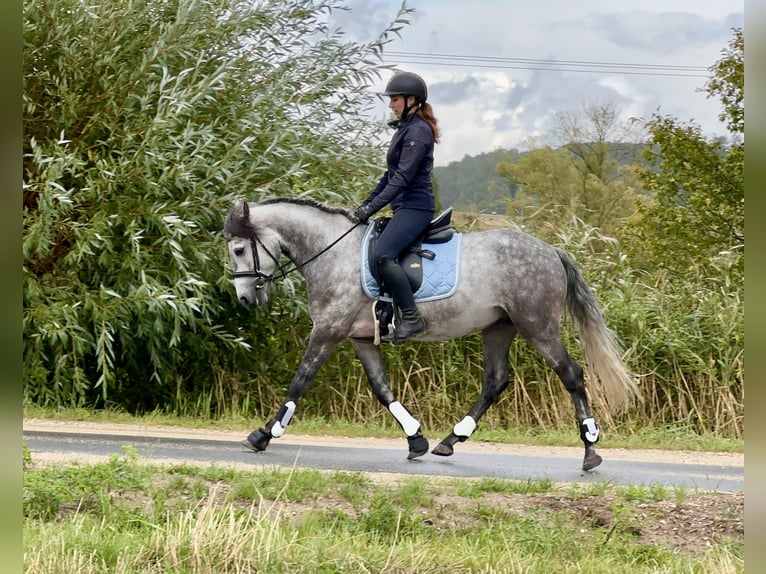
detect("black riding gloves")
[354,204,373,224]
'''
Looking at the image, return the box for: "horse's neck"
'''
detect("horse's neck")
[260,204,348,267]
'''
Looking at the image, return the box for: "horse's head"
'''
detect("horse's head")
[225,201,281,309]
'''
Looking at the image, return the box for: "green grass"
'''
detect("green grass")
[23,449,743,574]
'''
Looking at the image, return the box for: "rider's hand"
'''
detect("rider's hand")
[354,204,373,224]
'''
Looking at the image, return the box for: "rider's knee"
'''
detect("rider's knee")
[375,255,397,270]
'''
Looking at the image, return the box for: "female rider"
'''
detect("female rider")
[354,71,440,344]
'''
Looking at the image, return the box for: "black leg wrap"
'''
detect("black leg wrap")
[242,428,272,452]
[407,432,429,460]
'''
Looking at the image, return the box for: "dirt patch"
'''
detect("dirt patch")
[535,491,744,556]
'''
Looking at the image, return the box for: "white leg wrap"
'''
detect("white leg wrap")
[270,401,295,438]
[388,401,420,436]
[271,421,285,437]
[453,416,477,438]
[581,417,600,443]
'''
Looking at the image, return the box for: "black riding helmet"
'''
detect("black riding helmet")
[381,71,428,102]
[381,72,428,125]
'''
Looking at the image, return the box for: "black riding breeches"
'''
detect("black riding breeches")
[372,208,434,268]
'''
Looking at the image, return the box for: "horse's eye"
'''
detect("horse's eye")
[234,248,245,257]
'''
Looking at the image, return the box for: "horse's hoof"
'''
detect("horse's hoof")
[582,453,603,471]
[241,440,262,452]
[431,442,454,457]
[243,428,272,452]
[407,433,429,459]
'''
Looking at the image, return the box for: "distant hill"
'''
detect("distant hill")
[433,149,519,214]
[433,143,646,213]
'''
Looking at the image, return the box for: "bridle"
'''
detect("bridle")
[232,236,280,284]
[231,222,362,284]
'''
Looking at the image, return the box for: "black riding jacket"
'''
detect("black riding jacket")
[363,113,435,215]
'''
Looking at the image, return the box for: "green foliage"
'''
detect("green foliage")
[606,30,745,437]
[498,145,580,230]
[623,28,744,278]
[23,442,32,469]
[23,0,405,407]
[355,491,425,540]
[706,29,744,135]
[455,477,554,498]
[496,105,643,237]
[433,140,645,218]
[554,218,743,435]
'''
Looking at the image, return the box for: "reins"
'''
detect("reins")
[234,221,363,282]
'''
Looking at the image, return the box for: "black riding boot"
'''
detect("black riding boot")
[377,257,425,344]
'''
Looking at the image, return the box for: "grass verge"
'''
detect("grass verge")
[23,448,743,574]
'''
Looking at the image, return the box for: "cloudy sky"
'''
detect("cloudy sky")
[329,0,744,166]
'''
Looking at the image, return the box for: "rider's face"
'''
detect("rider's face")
[388,95,413,119]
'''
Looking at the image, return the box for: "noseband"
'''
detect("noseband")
[232,236,280,283]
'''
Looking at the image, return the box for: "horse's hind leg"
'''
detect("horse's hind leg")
[351,339,429,460]
[530,335,602,471]
[432,320,516,457]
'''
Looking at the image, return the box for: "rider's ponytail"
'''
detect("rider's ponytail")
[417,102,440,143]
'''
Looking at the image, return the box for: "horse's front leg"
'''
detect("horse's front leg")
[350,339,429,460]
[242,331,343,453]
[432,320,516,457]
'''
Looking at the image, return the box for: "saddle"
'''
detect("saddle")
[366,207,454,293]
[362,207,459,344]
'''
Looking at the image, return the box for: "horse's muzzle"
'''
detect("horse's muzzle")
[238,288,268,309]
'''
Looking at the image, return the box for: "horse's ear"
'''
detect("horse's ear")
[234,199,250,221]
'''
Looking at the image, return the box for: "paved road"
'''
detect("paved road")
[23,429,743,492]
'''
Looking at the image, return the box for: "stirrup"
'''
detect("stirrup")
[373,300,381,346]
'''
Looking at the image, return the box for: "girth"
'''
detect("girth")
[367,207,454,294]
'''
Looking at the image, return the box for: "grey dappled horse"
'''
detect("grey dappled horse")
[224,198,639,470]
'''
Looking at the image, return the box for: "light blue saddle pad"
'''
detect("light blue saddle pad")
[360,223,463,303]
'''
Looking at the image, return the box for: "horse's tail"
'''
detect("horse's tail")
[556,248,641,413]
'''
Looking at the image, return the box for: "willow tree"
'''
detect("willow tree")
[23,0,410,408]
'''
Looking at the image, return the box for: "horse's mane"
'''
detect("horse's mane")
[259,197,354,218]
[224,197,355,238]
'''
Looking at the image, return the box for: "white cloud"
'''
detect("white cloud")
[332,0,744,165]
